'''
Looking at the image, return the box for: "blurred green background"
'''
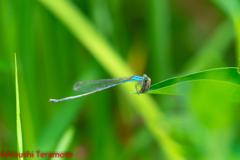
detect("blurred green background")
[1,0,240,160]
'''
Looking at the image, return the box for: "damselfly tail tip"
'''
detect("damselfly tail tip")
[49,99,57,103]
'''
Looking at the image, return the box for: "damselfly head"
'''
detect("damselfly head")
[143,74,151,81]
[139,74,151,93]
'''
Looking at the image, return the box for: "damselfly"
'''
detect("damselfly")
[49,74,151,103]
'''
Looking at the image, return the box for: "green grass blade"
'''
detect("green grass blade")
[38,0,185,159]
[15,53,23,160]
[142,67,240,100]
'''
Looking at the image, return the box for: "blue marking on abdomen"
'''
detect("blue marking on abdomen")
[131,76,143,81]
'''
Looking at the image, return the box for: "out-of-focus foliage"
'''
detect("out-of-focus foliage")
[0,0,240,160]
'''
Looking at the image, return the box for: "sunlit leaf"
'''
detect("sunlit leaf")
[143,67,240,100]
